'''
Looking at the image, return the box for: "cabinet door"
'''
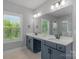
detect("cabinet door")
[33,39,41,53]
[29,38,33,51]
[26,36,29,49]
[52,49,66,59]
[28,38,31,49]
[26,36,33,50]
[41,44,50,59]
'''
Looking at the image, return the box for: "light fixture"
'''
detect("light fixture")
[55,3,59,8]
[33,12,42,18]
[37,12,42,17]
[33,14,38,18]
[61,0,65,6]
[51,5,54,9]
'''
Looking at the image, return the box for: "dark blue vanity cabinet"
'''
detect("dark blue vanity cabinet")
[26,35,73,59]
[42,45,65,59]
[26,36,41,53]
[33,38,41,53]
[26,36,33,51]
[41,40,73,59]
[41,44,50,59]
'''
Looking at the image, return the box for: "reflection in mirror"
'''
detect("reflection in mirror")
[41,19,49,35]
[61,20,72,36]
[62,20,68,33]
[52,21,58,35]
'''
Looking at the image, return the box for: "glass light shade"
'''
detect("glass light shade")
[33,14,38,18]
[37,13,41,17]
[61,0,66,6]
[51,5,54,9]
[55,3,59,8]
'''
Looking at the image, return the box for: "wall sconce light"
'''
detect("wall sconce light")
[27,25,30,28]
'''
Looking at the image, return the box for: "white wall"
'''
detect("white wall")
[3,0,33,51]
[72,0,76,59]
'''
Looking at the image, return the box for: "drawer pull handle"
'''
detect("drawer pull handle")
[48,49,51,54]
[59,47,62,49]
[48,49,53,54]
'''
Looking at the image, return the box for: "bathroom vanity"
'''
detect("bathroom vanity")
[26,35,41,53]
[25,0,73,59]
[41,39,73,59]
[26,33,73,59]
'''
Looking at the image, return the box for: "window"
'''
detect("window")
[3,13,21,41]
[52,21,58,35]
[41,19,49,34]
[61,20,72,36]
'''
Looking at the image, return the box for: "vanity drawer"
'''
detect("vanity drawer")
[56,44,66,53]
[43,41,56,49]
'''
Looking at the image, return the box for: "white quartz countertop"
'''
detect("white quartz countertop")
[26,33,73,46]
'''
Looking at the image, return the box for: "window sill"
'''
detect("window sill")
[3,39,23,44]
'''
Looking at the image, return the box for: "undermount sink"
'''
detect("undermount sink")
[36,34,48,37]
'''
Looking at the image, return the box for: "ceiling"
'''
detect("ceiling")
[51,5,72,17]
[42,5,72,17]
[7,0,48,10]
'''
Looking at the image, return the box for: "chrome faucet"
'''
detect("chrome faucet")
[55,32,62,39]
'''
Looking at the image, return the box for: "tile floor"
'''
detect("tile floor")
[3,47,41,59]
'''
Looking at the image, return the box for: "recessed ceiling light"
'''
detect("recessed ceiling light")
[51,5,54,9]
